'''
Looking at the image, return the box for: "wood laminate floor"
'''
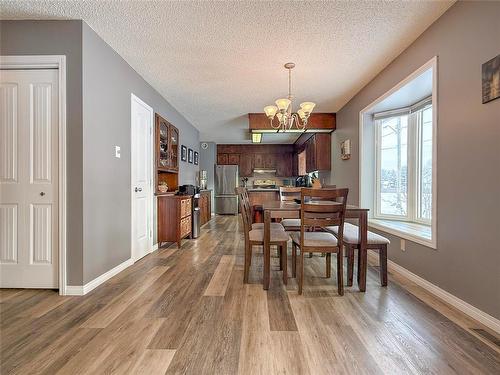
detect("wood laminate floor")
[1,215,499,374]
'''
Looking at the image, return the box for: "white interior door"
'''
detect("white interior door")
[131,94,153,262]
[0,69,59,288]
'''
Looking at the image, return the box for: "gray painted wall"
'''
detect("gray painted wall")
[0,20,200,285]
[82,23,199,283]
[332,1,500,318]
[199,141,216,213]
[0,20,84,285]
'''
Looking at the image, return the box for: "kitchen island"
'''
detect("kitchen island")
[246,189,280,223]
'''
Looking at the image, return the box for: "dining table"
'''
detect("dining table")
[262,200,370,291]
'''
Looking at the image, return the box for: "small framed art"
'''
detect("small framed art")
[181,145,187,162]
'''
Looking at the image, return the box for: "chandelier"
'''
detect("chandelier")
[263,62,316,131]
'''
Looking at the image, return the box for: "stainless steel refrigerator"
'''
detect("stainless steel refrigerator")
[215,165,239,215]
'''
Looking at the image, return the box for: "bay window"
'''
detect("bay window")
[374,98,433,225]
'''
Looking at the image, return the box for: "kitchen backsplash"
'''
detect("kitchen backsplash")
[241,175,296,187]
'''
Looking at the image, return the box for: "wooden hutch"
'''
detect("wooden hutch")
[155,113,192,247]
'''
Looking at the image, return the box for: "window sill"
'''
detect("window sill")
[368,219,436,249]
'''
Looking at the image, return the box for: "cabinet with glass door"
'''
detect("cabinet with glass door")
[156,114,179,172]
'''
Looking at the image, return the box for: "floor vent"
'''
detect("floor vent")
[472,328,500,347]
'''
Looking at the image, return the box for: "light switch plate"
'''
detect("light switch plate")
[115,146,121,158]
[401,239,406,251]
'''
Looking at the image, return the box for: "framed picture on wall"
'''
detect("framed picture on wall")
[188,148,193,164]
[194,151,199,165]
[181,145,187,162]
[482,54,500,104]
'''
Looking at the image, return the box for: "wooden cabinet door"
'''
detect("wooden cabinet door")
[207,193,211,219]
[168,124,179,171]
[240,156,253,177]
[264,154,276,168]
[292,152,298,176]
[314,133,331,171]
[228,154,240,165]
[199,195,206,225]
[156,116,169,169]
[217,153,228,165]
[276,153,292,176]
[253,154,264,168]
[306,137,316,173]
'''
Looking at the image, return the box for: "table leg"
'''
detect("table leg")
[358,211,368,292]
[263,210,271,290]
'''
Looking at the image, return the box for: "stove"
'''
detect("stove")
[253,179,277,189]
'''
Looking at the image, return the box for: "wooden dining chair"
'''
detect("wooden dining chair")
[324,223,389,287]
[291,188,348,295]
[279,187,302,231]
[236,187,284,232]
[236,188,289,284]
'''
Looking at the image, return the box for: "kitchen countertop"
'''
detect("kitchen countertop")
[247,188,280,192]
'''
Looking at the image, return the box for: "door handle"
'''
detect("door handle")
[135,187,142,192]
[40,192,45,196]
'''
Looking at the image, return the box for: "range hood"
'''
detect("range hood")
[253,168,276,174]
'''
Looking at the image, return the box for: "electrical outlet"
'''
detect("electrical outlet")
[401,239,406,251]
[115,146,121,158]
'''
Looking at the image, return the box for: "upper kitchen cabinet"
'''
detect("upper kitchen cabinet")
[276,153,292,177]
[304,133,331,172]
[253,154,265,168]
[240,156,253,177]
[228,154,240,165]
[217,153,229,165]
[156,114,179,172]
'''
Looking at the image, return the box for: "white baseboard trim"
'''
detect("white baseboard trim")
[152,243,159,252]
[367,251,500,334]
[64,285,84,295]
[65,258,134,296]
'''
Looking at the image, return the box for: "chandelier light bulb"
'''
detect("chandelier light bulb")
[297,108,307,120]
[275,98,291,111]
[264,105,278,118]
[300,102,316,114]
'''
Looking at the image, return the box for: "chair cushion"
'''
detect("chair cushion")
[252,222,285,231]
[324,223,390,245]
[290,231,338,247]
[249,229,290,243]
[281,218,301,228]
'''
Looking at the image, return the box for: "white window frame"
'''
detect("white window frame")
[415,105,433,225]
[374,106,432,225]
[359,56,438,249]
[374,114,410,221]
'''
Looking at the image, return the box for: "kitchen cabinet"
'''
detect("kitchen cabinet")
[228,154,240,165]
[276,153,292,177]
[264,154,276,169]
[240,156,253,177]
[218,153,240,166]
[216,144,310,178]
[156,114,179,172]
[247,191,279,207]
[158,195,192,248]
[199,191,212,226]
[217,153,229,165]
[305,133,331,172]
[253,154,265,168]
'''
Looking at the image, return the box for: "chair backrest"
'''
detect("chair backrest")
[279,187,302,201]
[235,187,252,234]
[300,188,348,247]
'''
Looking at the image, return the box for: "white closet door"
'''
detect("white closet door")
[131,94,153,262]
[0,69,59,288]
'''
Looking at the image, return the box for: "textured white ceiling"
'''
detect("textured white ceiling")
[1,0,454,144]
